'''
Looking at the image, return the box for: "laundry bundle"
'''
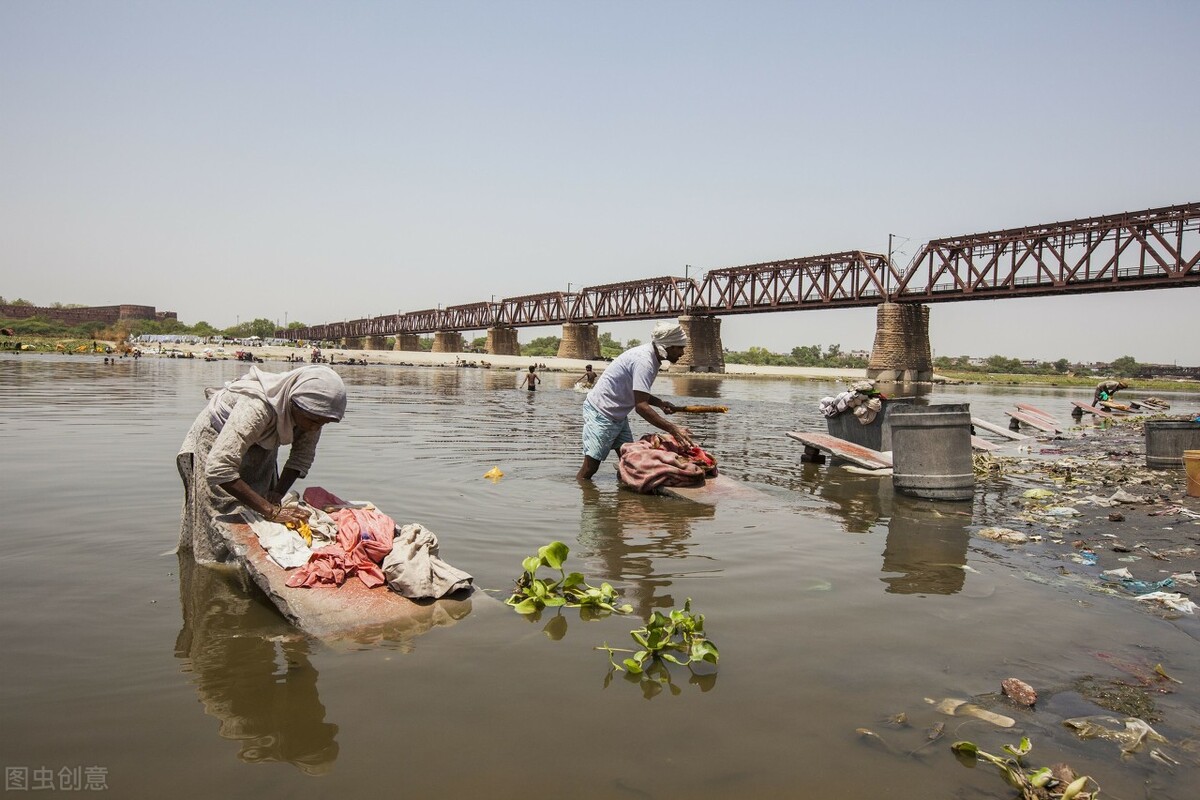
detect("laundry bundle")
[244,486,473,599]
[819,381,884,424]
[617,433,719,494]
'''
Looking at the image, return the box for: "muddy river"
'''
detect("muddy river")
[2,353,1198,798]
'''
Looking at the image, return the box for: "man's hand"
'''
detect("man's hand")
[661,400,679,415]
[672,424,696,448]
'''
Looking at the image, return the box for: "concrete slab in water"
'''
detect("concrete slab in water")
[213,516,477,640]
[658,473,766,504]
[786,431,893,470]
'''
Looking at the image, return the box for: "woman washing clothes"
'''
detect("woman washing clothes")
[177,364,347,564]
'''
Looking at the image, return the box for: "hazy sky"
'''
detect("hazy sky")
[3,1,1197,364]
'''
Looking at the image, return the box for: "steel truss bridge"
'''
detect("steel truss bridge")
[284,202,1199,342]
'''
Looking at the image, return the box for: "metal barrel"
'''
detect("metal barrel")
[1145,421,1200,469]
[890,404,975,501]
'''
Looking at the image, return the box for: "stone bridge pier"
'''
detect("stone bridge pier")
[393,334,421,351]
[486,326,521,356]
[363,335,387,350]
[432,331,464,353]
[867,302,933,383]
[557,322,601,359]
[674,315,724,373]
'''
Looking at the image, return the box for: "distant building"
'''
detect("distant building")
[0,303,176,326]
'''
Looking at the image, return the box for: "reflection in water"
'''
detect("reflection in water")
[576,484,716,617]
[663,374,724,399]
[880,497,972,595]
[174,556,339,775]
[809,471,893,534]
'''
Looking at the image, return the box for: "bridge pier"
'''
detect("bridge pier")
[432,331,464,353]
[364,335,387,350]
[867,302,933,383]
[393,334,421,351]
[557,322,600,360]
[340,337,362,349]
[486,326,521,356]
[674,315,725,373]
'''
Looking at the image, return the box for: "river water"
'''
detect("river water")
[2,353,1198,798]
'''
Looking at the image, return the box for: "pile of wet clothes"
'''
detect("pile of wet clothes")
[244,486,472,599]
[617,433,718,493]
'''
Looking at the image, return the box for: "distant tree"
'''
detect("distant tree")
[626,338,641,348]
[1053,358,1070,374]
[984,355,1022,373]
[598,332,623,359]
[9,298,33,306]
[191,320,219,336]
[1109,355,1140,376]
[469,336,488,353]
[286,321,306,330]
[522,336,562,357]
[790,345,823,366]
[419,336,433,352]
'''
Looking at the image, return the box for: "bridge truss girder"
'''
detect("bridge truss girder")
[282,202,1199,342]
[894,202,1200,302]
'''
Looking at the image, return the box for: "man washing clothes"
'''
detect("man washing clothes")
[577,321,695,481]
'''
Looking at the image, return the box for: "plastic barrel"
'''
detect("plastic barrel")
[1144,421,1200,469]
[1185,450,1200,498]
[890,404,975,501]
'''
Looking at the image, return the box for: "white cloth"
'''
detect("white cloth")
[585,343,661,421]
[382,524,474,599]
[650,321,688,358]
[206,365,346,448]
[245,515,314,569]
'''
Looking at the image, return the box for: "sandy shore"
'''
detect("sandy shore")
[157,342,870,382]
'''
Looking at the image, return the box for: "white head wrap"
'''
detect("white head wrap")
[651,321,688,358]
[207,365,346,446]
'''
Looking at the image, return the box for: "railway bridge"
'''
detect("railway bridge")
[283,201,1199,380]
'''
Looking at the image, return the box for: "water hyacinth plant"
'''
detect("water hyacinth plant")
[597,599,719,675]
[505,541,633,616]
[951,737,1098,799]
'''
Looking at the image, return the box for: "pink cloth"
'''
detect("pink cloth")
[285,507,396,589]
[617,438,707,494]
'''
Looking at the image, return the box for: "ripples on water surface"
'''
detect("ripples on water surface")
[2,354,1199,799]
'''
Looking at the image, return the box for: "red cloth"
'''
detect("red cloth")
[617,434,718,494]
[285,507,396,589]
[302,486,353,511]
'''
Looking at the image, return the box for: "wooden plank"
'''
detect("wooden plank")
[659,473,766,505]
[213,516,478,640]
[971,435,1000,451]
[1098,400,1133,414]
[971,416,1029,440]
[1005,410,1062,433]
[1015,403,1061,425]
[1071,401,1114,418]
[786,431,893,469]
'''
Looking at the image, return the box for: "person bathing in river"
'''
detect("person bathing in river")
[519,364,542,391]
[1092,379,1128,406]
[177,364,347,564]
[578,364,597,388]
[577,321,695,482]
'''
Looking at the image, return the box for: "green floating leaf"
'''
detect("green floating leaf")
[542,596,567,608]
[623,658,644,674]
[522,556,541,574]
[562,572,585,589]
[538,541,569,569]
[951,741,979,757]
[511,597,543,615]
[1003,737,1031,758]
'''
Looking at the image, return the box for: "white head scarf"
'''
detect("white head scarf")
[651,321,688,358]
[207,365,346,446]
